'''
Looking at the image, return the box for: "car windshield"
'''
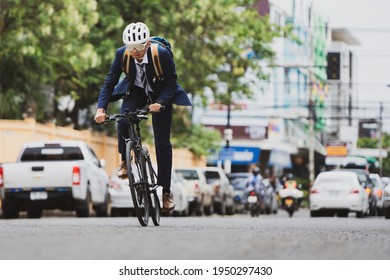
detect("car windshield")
[229,177,248,191]
[21,147,84,161]
[175,170,199,180]
[204,171,219,184]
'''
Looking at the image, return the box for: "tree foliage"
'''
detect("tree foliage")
[0,0,100,120]
[1,0,291,155]
[357,134,390,176]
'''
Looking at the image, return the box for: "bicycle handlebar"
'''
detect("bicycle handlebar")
[104,105,165,122]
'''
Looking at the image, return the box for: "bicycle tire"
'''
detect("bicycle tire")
[126,141,149,226]
[149,190,161,226]
[144,149,160,226]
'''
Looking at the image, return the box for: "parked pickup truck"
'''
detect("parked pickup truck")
[0,140,110,219]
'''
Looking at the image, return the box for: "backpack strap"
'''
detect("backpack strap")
[121,49,131,76]
[151,43,163,80]
[121,43,164,79]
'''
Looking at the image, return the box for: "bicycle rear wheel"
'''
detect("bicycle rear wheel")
[126,141,149,226]
[144,148,160,226]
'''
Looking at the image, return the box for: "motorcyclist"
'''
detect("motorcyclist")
[282,173,303,206]
[245,167,266,209]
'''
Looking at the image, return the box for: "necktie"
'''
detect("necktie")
[137,63,153,103]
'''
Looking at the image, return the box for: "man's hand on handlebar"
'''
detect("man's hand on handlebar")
[149,103,162,113]
[94,108,106,123]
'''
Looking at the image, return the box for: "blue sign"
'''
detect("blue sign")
[208,146,261,165]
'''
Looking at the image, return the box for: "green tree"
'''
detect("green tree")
[357,133,390,176]
[141,0,291,103]
[0,0,100,122]
[1,0,291,156]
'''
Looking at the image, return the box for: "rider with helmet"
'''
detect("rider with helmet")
[281,173,303,206]
[245,167,266,209]
[94,22,191,213]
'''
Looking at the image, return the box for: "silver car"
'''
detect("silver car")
[198,167,235,215]
[369,173,384,216]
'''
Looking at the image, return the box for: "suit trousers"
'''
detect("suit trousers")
[117,86,173,193]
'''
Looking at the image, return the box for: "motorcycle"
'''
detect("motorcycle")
[245,185,264,217]
[278,179,303,217]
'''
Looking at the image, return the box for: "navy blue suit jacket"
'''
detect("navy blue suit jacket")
[97,45,192,110]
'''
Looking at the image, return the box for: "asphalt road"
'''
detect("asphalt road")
[0,209,389,260]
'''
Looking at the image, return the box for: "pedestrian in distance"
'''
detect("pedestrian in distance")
[94,22,192,213]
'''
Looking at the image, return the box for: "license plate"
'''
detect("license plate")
[247,196,258,203]
[30,192,48,200]
[285,198,293,206]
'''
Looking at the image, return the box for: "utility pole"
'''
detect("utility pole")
[379,102,383,176]
[348,94,352,126]
[308,99,315,184]
[223,92,233,174]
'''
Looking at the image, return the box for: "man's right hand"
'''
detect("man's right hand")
[94,108,106,123]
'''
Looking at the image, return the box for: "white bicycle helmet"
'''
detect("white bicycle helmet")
[122,22,150,45]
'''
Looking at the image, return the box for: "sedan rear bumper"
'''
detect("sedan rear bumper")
[310,195,364,212]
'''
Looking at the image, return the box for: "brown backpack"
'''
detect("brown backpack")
[121,36,173,81]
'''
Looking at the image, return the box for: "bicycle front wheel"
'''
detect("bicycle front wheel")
[144,149,160,226]
[126,141,149,226]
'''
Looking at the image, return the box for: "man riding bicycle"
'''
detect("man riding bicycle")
[94,22,191,213]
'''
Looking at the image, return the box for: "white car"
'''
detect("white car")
[109,171,189,217]
[174,168,214,216]
[0,140,110,218]
[310,170,369,218]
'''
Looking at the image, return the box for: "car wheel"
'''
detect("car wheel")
[94,192,110,217]
[2,198,19,219]
[3,210,19,219]
[75,191,92,218]
[195,203,204,216]
[384,208,390,219]
[111,207,121,217]
[310,210,320,217]
[356,211,364,218]
[204,203,214,216]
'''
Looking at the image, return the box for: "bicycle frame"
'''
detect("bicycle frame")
[105,108,160,226]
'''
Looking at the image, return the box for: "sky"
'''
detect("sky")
[313,0,390,130]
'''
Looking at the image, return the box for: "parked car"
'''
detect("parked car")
[341,168,376,216]
[227,172,250,213]
[383,180,390,219]
[198,167,235,215]
[174,168,214,216]
[108,175,134,217]
[0,141,110,219]
[369,173,384,216]
[109,170,189,217]
[310,170,369,218]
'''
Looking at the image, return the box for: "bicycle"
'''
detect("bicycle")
[105,107,162,226]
